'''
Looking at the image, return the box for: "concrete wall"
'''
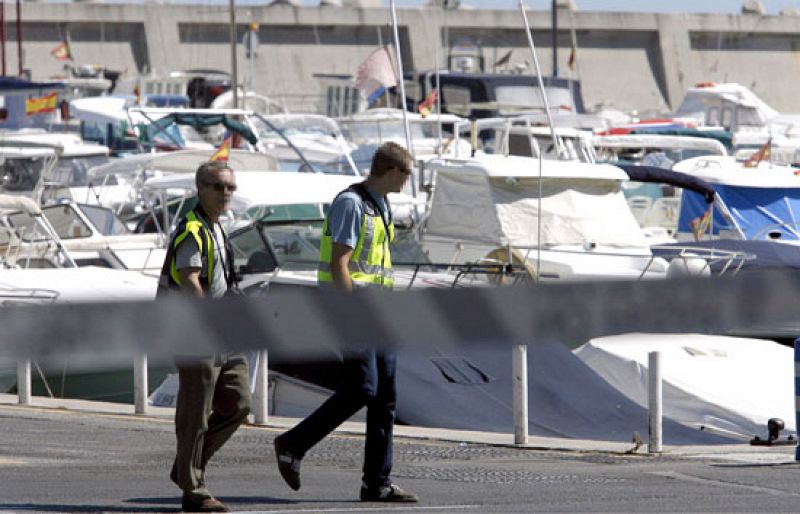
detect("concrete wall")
[9,3,800,114]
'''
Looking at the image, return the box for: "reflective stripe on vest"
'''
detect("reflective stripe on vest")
[165,210,214,288]
[318,198,395,289]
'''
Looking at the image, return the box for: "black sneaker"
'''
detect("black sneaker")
[360,484,419,503]
[274,435,301,491]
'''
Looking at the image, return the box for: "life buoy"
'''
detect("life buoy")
[482,247,537,286]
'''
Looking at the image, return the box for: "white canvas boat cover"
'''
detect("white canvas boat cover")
[574,333,795,438]
[0,194,41,215]
[88,149,279,180]
[424,157,647,247]
[593,134,727,155]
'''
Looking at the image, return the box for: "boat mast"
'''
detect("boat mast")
[15,0,21,76]
[551,0,557,77]
[518,0,560,158]
[1,2,6,76]
[389,0,417,196]
[229,0,238,108]
[519,0,559,282]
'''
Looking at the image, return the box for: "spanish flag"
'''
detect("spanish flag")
[210,137,231,162]
[25,92,58,116]
[50,40,72,61]
[417,90,438,119]
[743,138,771,168]
[689,205,713,241]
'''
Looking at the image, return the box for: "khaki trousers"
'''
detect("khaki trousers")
[173,353,251,499]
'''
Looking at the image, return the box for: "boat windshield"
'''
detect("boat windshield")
[41,203,130,238]
[0,157,49,193]
[494,85,575,115]
[47,155,113,187]
[5,210,58,242]
[230,219,432,275]
[340,120,425,144]
[252,118,338,141]
[277,158,356,175]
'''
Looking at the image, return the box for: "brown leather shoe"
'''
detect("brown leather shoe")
[181,494,230,513]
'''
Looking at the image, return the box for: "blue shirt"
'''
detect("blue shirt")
[327,189,389,249]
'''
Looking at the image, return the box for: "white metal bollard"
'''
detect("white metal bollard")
[17,359,31,405]
[252,349,269,425]
[648,351,663,453]
[512,344,528,445]
[794,339,800,461]
[134,354,148,415]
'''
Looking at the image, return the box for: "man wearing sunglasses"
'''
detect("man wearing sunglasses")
[157,160,250,512]
[273,142,419,503]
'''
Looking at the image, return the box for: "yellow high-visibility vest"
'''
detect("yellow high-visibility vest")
[318,184,394,289]
[158,210,215,292]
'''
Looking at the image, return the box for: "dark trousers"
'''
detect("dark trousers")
[283,348,397,489]
[173,354,251,499]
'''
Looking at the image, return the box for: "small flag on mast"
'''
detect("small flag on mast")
[417,90,438,118]
[743,138,771,168]
[568,45,577,71]
[50,40,72,61]
[210,138,231,162]
[354,46,397,107]
[689,205,713,241]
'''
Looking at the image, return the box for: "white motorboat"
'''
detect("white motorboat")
[0,193,161,287]
[673,82,800,164]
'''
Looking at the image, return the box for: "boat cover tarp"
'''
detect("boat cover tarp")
[617,164,715,202]
[395,342,734,443]
[150,113,258,145]
[574,334,795,439]
[678,184,800,240]
[425,172,649,248]
[629,127,733,152]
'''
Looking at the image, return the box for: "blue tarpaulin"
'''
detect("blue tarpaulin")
[679,185,800,240]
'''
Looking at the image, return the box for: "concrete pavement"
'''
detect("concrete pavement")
[2,393,800,513]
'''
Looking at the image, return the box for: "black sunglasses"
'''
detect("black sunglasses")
[202,181,237,193]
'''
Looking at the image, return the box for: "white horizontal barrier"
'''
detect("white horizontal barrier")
[1,270,799,361]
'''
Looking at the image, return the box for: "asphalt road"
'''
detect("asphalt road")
[2,405,800,513]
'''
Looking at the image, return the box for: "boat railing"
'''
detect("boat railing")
[647,245,755,278]
[432,240,755,281]
[0,286,59,305]
[392,260,531,289]
[244,256,528,290]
